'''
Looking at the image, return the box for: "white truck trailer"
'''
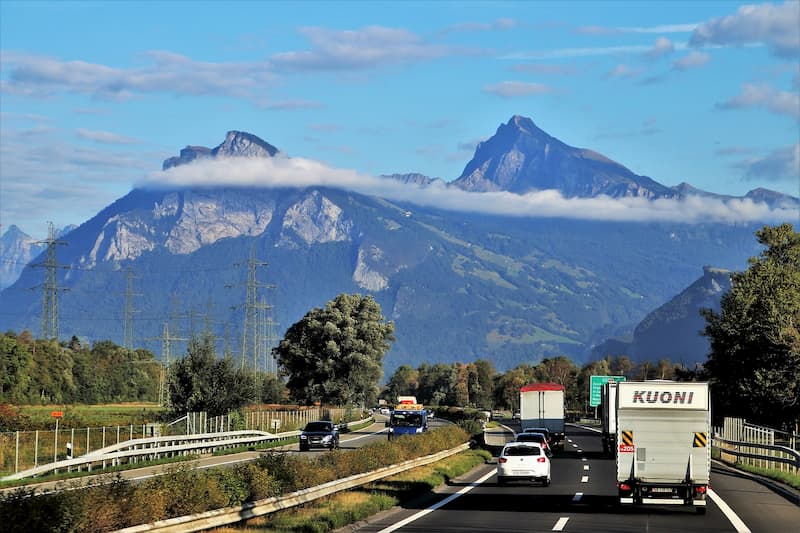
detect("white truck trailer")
[615,381,710,513]
[600,380,619,456]
[520,383,565,449]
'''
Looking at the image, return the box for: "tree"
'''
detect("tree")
[383,364,419,404]
[702,224,800,429]
[274,294,394,407]
[169,334,255,416]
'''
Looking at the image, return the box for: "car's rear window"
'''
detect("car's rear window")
[304,422,332,432]
[504,446,541,456]
[517,434,544,442]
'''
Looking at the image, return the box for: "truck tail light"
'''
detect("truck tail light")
[537,457,547,463]
[498,457,508,463]
[617,482,631,492]
[695,485,707,494]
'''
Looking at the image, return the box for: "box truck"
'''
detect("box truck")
[519,383,565,449]
[615,381,710,513]
[387,396,428,440]
[600,380,619,456]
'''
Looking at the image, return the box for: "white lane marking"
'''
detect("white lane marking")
[377,469,495,533]
[583,465,589,471]
[572,444,578,448]
[708,489,751,533]
[577,449,582,453]
[581,475,589,483]
[581,457,587,461]
[553,517,570,531]
[572,492,583,502]
[567,439,573,443]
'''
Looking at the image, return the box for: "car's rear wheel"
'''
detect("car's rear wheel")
[543,477,551,487]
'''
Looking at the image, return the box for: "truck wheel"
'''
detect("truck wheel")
[696,507,706,515]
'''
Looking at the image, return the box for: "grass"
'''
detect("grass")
[16,403,166,430]
[217,448,492,532]
[713,447,800,490]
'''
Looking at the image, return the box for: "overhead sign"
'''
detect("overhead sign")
[589,375,626,407]
[51,411,64,418]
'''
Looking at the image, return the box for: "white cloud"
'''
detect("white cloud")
[0,51,276,101]
[672,51,711,70]
[690,1,800,57]
[717,83,800,118]
[606,64,644,79]
[504,42,688,61]
[736,144,800,184]
[140,156,797,224]
[483,81,555,97]
[576,23,698,35]
[270,26,457,71]
[440,18,518,34]
[76,129,141,145]
[645,37,675,59]
[512,63,576,75]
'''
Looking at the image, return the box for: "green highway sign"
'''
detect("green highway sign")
[589,375,627,407]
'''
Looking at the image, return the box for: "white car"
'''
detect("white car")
[497,442,551,486]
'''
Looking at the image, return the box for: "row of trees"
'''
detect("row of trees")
[0,332,159,404]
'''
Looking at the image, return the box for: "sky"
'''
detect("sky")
[1,0,799,238]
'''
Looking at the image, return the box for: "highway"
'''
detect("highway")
[348,424,800,533]
[1,418,394,496]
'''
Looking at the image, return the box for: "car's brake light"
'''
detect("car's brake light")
[498,457,507,463]
[537,457,546,463]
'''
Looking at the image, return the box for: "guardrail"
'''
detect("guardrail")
[2,418,372,482]
[115,442,471,533]
[713,435,800,471]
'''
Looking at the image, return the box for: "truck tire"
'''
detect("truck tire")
[696,507,706,515]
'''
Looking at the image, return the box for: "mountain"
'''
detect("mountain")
[1,225,43,290]
[592,266,732,367]
[452,116,799,210]
[452,115,676,198]
[0,121,790,374]
[0,224,76,290]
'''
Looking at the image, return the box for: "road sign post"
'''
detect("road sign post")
[51,411,63,466]
[589,375,626,407]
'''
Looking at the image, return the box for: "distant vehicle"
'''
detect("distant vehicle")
[515,431,552,456]
[497,442,550,486]
[378,407,391,416]
[519,383,565,449]
[523,427,552,443]
[512,410,521,420]
[387,397,428,440]
[299,421,340,451]
[426,409,435,419]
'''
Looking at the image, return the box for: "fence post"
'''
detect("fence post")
[34,430,39,468]
[15,431,19,474]
[86,427,90,455]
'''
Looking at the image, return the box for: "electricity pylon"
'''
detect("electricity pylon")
[31,222,67,340]
[147,322,187,407]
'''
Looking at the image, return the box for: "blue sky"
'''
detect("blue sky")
[1,1,798,238]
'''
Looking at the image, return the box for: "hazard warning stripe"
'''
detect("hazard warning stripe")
[693,432,708,447]
[621,430,634,445]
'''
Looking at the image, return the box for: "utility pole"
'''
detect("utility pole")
[123,267,141,349]
[31,222,67,340]
[147,322,187,407]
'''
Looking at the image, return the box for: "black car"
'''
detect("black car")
[299,421,340,451]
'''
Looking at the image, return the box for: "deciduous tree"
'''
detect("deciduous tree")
[703,223,800,429]
[274,294,394,407]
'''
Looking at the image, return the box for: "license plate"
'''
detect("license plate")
[651,488,673,493]
[512,470,532,476]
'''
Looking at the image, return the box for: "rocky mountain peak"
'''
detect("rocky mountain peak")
[163,131,279,170]
[212,131,279,158]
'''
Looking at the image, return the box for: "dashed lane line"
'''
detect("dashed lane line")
[572,492,583,503]
[583,465,589,470]
[580,475,589,483]
[553,517,570,531]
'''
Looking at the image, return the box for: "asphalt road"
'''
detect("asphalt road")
[348,423,800,533]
